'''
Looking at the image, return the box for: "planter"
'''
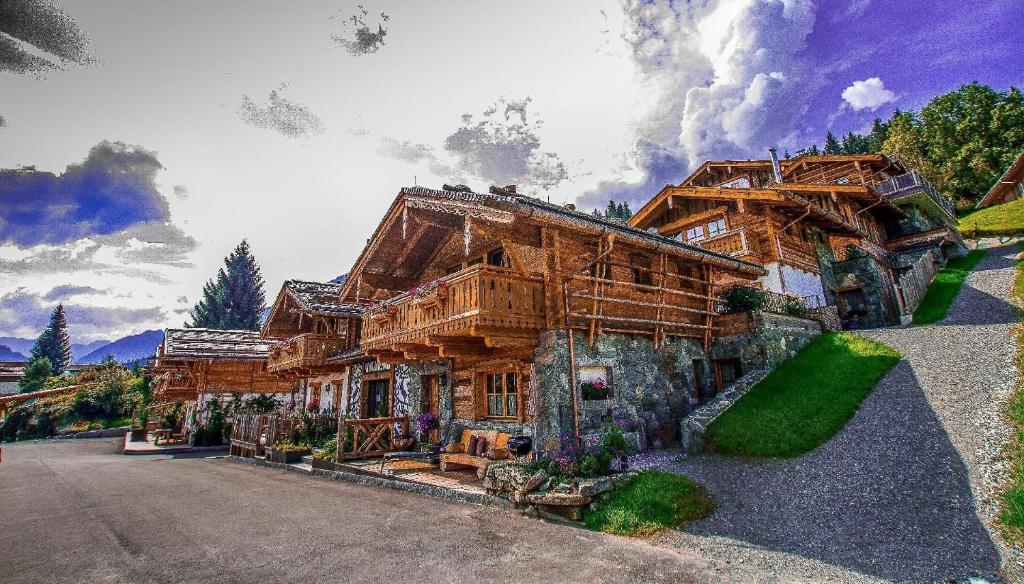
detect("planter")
[311,457,337,471]
[267,447,311,464]
[129,428,148,442]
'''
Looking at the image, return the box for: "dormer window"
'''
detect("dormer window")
[685,225,705,242]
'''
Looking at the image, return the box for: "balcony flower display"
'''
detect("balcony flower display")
[411,278,448,302]
[366,301,396,320]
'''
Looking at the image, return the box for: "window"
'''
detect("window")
[579,366,612,400]
[631,255,653,286]
[485,372,518,418]
[707,218,727,237]
[487,248,509,268]
[685,225,705,242]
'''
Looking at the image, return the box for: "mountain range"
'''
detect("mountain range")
[0,331,164,365]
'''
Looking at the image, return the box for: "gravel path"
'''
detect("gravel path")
[643,244,1021,583]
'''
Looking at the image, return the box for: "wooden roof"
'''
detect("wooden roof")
[977,152,1024,208]
[160,328,273,361]
[340,185,765,301]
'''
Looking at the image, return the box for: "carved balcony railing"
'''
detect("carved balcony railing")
[361,265,546,362]
[267,333,347,373]
[696,228,751,258]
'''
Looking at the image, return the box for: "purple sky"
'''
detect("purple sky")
[0,0,1021,342]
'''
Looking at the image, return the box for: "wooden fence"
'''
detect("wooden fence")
[229,414,269,458]
[336,415,410,461]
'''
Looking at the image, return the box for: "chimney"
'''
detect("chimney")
[768,147,784,184]
[503,184,517,194]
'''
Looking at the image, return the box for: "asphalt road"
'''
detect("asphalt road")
[0,438,768,584]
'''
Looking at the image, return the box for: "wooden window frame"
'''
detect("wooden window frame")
[482,371,519,420]
[706,217,727,238]
[685,225,705,242]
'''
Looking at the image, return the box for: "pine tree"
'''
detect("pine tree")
[823,132,842,155]
[867,117,889,153]
[807,144,821,156]
[30,305,72,374]
[188,240,266,331]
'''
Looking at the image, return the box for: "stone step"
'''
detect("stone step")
[679,369,768,455]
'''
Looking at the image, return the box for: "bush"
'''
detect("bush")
[543,423,629,480]
[313,438,338,460]
[721,285,766,314]
[73,358,140,420]
[783,293,808,318]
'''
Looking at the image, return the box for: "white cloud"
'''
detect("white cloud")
[841,77,897,111]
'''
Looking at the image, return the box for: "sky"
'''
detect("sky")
[1,0,1022,343]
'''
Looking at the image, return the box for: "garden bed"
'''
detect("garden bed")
[266,446,311,464]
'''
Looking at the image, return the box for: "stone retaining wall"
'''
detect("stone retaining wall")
[680,369,768,454]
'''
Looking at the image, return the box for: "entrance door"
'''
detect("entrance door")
[421,375,440,414]
[366,379,390,418]
[713,358,743,394]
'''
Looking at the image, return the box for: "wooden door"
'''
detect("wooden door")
[365,379,390,418]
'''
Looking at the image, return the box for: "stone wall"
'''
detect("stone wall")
[709,311,824,374]
[829,255,902,329]
[531,330,708,453]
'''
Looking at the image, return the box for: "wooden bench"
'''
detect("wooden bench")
[439,429,512,479]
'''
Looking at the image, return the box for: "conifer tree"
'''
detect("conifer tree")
[30,304,72,374]
[823,132,842,155]
[188,240,266,331]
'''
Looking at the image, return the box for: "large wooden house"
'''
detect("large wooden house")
[338,185,767,451]
[629,153,964,329]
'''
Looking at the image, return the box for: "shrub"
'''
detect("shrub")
[543,423,629,480]
[73,358,140,420]
[782,293,808,317]
[313,438,338,460]
[273,443,311,453]
[721,285,766,314]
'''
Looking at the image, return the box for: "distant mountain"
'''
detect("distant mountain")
[79,330,164,365]
[330,273,347,285]
[0,344,27,362]
[72,340,111,362]
[0,337,34,356]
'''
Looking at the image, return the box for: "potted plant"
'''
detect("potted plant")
[367,301,396,323]
[581,378,610,400]
[130,406,149,442]
[267,442,311,464]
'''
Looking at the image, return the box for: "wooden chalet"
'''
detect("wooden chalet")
[150,328,291,402]
[976,152,1024,209]
[262,279,364,413]
[630,153,965,328]
[338,184,764,447]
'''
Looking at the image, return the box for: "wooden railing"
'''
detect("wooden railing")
[361,264,545,349]
[336,415,410,460]
[267,333,346,373]
[697,228,750,257]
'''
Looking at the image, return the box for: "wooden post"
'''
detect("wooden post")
[587,237,603,347]
[703,265,716,352]
[654,252,667,349]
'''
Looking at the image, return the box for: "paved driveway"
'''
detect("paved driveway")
[0,438,800,584]
[644,245,1020,582]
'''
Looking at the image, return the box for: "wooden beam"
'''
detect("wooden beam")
[657,206,729,237]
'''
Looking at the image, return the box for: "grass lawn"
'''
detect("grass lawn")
[584,470,714,536]
[704,332,901,458]
[959,199,1024,238]
[911,250,986,325]
[999,243,1024,542]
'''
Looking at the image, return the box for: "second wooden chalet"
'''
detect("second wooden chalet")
[629,153,966,329]
[261,279,365,414]
[339,184,773,452]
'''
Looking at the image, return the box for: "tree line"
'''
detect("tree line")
[797,82,1024,207]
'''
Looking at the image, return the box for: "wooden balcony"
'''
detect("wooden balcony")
[267,333,346,373]
[697,228,751,257]
[361,265,546,364]
[776,235,820,273]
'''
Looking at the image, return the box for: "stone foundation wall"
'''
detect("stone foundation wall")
[532,330,708,453]
[709,311,824,374]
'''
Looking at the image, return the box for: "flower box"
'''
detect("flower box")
[266,446,311,464]
[311,456,336,471]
